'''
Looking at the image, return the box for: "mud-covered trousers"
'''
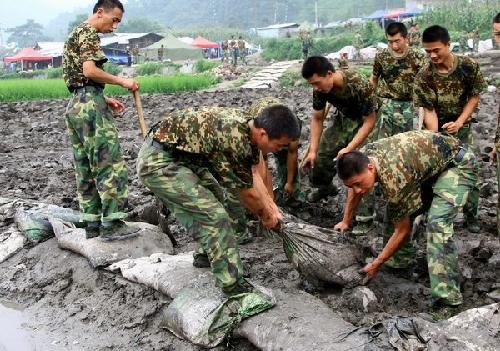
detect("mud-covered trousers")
[357,98,414,222]
[136,138,244,291]
[386,147,478,304]
[310,112,363,188]
[64,86,129,223]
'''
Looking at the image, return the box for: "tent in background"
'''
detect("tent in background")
[143,32,203,61]
[3,48,53,70]
[191,36,219,49]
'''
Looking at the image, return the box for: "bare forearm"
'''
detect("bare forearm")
[309,111,325,154]
[342,189,363,224]
[369,74,378,89]
[374,218,411,263]
[457,95,480,125]
[346,112,376,150]
[286,148,298,185]
[423,108,438,131]
[83,63,124,86]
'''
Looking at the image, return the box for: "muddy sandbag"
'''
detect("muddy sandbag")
[108,252,208,297]
[0,226,25,263]
[161,274,275,348]
[423,303,500,350]
[235,289,370,351]
[50,218,174,268]
[277,216,364,287]
[14,204,82,243]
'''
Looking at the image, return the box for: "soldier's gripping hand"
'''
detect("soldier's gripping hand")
[360,258,383,283]
[105,97,125,114]
[442,120,463,134]
[261,208,283,230]
[301,151,317,172]
[121,78,140,92]
[334,220,350,233]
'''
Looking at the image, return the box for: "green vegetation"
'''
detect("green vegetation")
[47,67,63,79]
[135,62,181,76]
[103,63,122,76]
[0,73,220,102]
[419,1,497,39]
[279,69,308,88]
[195,59,221,73]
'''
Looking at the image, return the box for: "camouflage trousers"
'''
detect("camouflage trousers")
[136,138,244,291]
[273,149,305,203]
[310,113,362,187]
[64,87,129,223]
[357,99,414,222]
[388,147,477,304]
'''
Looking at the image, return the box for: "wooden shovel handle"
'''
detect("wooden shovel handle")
[133,90,147,139]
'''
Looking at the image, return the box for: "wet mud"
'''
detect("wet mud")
[0,87,499,349]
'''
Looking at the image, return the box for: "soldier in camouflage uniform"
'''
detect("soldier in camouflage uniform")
[459,31,469,53]
[247,98,305,205]
[136,104,300,294]
[414,25,486,233]
[63,0,140,239]
[301,56,378,202]
[471,28,480,53]
[335,131,478,307]
[337,53,349,71]
[352,33,363,60]
[408,23,421,48]
[354,23,427,235]
[238,36,247,65]
[221,40,229,63]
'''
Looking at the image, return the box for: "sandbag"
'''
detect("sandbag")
[107,252,208,297]
[51,218,174,268]
[15,203,82,243]
[235,289,370,351]
[0,226,25,263]
[161,274,275,348]
[277,216,364,287]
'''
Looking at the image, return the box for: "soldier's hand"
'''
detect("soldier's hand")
[105,97,125,114]
[334,221,350,233]
[284,182,294,195]
[489,146,497,163]
[360,258,383,283]
[262,209,283,230]
[336,147,351,158]
[121,78,140,92]
[442,121,463,134]
[300,152,316,172]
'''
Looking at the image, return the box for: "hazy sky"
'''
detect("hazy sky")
[0,0,99,28]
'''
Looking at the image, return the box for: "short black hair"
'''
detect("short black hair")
[254,105,301,140]
[93,0,124,14]
[494,12,500,24]
[301,56,335,79]
[422,25,450,44]
[386,22,408,37]
[336,151,370,180]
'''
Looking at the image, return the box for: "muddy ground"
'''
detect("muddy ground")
[0,86,499,350]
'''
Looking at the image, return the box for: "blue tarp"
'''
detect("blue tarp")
[400,7,423,17]
[364,10,387,19]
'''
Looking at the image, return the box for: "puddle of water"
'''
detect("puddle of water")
[0,300,37,351]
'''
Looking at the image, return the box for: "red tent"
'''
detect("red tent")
[191,36,219,49]
[4,48,53,71]
[4,48,53,63]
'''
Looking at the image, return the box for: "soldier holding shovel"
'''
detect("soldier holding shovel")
[63,0,140,239]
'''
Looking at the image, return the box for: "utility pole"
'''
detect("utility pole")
[315,1,318,29]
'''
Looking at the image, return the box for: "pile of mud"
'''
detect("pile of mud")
[0,87,499,349]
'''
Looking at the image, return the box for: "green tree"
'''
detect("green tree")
[7,19,49,48]
[118,17,164,33]
[68,14,88,34]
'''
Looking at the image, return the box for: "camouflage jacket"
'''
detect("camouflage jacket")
[413,55,486,126]
[63,22,107,90]
[337,58,349,71]
[408,30,421,47]
[152,107,259,191]
[238,39,246,51]
[313,70,378,120]
[362,130,460,222]
[372,47,427,101]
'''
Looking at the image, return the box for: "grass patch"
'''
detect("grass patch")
[279,69,308,88]
[195,59,220,73]
[0,73,220,102]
